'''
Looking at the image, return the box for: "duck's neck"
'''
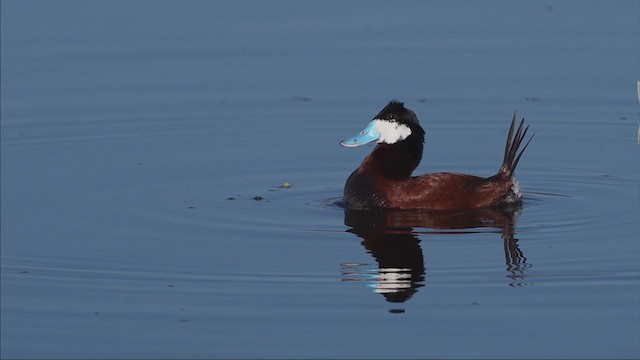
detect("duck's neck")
[364,136,424,179]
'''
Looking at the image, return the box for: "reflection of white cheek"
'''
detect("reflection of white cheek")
[370,268,413,294]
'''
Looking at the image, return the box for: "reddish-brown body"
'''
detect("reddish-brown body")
[342,102,532,210]
[344,144,515,210]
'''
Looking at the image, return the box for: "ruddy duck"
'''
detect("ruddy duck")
[341,100,533,210]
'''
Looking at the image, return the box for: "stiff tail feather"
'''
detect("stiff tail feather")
[499,112,534,178]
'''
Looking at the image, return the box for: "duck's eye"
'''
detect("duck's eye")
[386,113,396,120]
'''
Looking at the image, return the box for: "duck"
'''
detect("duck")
[340,100,533,210]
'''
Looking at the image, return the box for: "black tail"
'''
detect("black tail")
[499,112,534,178]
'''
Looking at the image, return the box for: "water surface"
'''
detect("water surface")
[2,1,639,358]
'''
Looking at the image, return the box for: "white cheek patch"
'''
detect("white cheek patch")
[373,119,412,144]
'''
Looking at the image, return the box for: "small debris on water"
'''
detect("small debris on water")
[226,197,236,200]
[289,96,312,102]
[272,182,292,190]
[253,196,264,201]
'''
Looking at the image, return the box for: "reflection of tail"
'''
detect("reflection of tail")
[501,210,531,287]
[499,113,534,178]
[503,235,532,287]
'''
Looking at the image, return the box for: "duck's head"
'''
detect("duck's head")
[341,101,426,179]
[340,100,425,148]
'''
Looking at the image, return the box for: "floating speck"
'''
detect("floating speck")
[289,96,312,102]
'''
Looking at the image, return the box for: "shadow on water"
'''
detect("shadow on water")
[342,204,530,311]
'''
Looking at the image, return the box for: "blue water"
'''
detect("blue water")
[2,1,639,358]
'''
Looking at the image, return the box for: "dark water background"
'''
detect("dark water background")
[2,1,639,358]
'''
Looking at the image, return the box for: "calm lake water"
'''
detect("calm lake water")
[2,1,639,358]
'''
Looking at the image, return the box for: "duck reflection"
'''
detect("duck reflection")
[342,205,530,305]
